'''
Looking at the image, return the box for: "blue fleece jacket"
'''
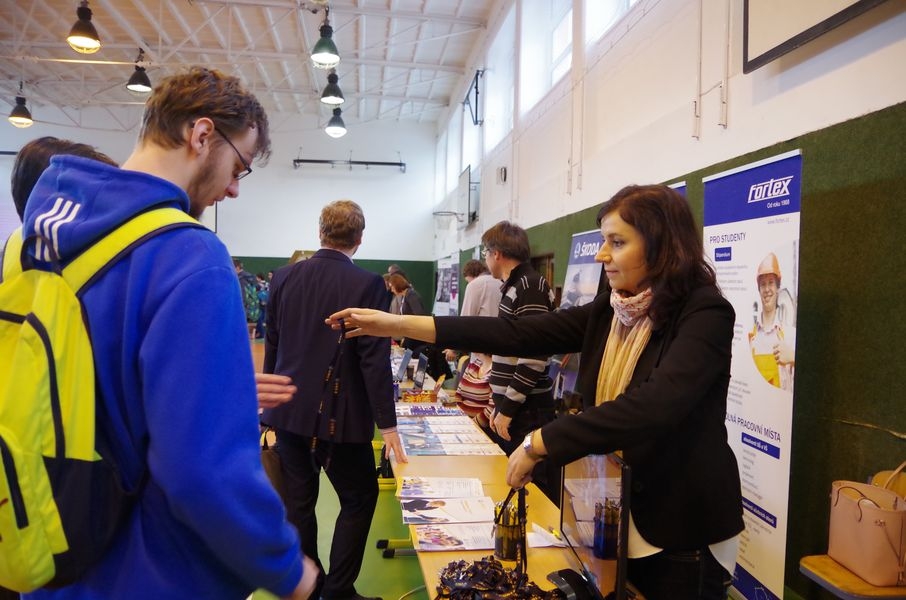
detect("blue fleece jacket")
[21,156,303,600]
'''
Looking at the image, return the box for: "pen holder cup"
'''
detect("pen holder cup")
[592,497,620,560]
[592,522,618,559]
[493,522,522,561]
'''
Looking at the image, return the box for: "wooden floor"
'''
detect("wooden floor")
[251,339,265,372]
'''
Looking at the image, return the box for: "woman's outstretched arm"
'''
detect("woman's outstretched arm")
[327,308,437,343]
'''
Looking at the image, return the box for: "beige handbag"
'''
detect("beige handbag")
[828,461,906,586]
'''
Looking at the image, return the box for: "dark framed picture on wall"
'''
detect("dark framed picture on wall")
[743,0,889,73]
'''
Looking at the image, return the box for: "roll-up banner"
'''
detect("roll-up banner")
[433,255,459,316]
[560,229,604,310]
[703,150,802,600]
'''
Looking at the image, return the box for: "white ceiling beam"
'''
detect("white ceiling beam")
[2,41,466,74]
[194,0,486,27]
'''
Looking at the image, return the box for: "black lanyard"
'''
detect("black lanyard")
[311,318,346,470]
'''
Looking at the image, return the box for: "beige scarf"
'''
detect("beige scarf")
[595,288,654,406]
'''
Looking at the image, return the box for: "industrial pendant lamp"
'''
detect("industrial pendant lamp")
[320,69,345,105]
[67,0,101,54]
[310,7,340,69]
[8,82,34,128]
[325,107,347,138]
[126,49,152,95]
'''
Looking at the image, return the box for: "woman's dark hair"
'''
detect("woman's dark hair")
[11,136,116,220]
[596,184,716,327]
[388,272,412,294]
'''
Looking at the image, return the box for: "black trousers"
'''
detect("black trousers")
[627,547,732,600]
[276,429,379,600]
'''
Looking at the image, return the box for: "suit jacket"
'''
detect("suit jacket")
[434,284,744,549]
[262,249,394,443]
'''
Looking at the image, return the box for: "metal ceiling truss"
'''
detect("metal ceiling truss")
[1,0,489,129]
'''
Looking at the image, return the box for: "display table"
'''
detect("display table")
[800,555,906,599]
[392,453,616,595]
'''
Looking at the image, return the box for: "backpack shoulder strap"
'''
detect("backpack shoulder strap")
[1,226,24,282]
[62,207,201,293]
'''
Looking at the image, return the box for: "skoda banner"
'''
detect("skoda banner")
[703,150,802,600]
[561,229,604,310]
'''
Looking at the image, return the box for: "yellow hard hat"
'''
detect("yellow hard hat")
[757,253,781,283]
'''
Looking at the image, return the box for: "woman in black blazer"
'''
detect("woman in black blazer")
[329,185,744,600]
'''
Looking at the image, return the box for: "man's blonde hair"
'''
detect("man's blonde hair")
[320,200,365,249]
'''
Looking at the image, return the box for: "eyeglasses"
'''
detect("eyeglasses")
[214,127,253,180]
[481,248,492,259]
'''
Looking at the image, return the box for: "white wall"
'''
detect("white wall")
[1,107,438,261]
[217,116,437,261]
[439,0,906,255]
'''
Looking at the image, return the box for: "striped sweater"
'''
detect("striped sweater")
[489,262,556,417]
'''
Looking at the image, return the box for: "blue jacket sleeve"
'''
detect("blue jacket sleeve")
[140,259,303,596]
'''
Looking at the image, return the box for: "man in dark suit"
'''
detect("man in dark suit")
[262,200,405,600]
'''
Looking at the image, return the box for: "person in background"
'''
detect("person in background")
[443,258,501,362]
[386,264,407,317]
[327,184,744,600]
[262,200,406,600]
[20,66,318,600]
[255,272,269,339]
[382,273,394,309]
[234,258,261,332]
[478,221,558,501]
[389,271,427,348]
[443,259,502,423]
[234,258,256,288]
[389,271,451,381]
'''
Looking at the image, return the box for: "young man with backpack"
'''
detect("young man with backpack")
[3,67,318,600]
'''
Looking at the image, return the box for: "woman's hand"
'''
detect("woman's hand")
[506,445,540,489]
[326,308,400,338]
[326,309,438,343]
[256,372,297,409]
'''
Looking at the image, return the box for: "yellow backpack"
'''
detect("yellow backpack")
[0,207,199,592]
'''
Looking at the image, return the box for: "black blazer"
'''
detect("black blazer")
[262,249,394,443]
[435,284,744,549]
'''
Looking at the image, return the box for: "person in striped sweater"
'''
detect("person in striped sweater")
[480,221,560,502]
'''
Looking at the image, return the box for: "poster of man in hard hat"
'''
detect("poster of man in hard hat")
[702,149,802,600]
[749,252,796,392]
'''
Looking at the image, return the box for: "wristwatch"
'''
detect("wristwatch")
[522,431,543,461]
